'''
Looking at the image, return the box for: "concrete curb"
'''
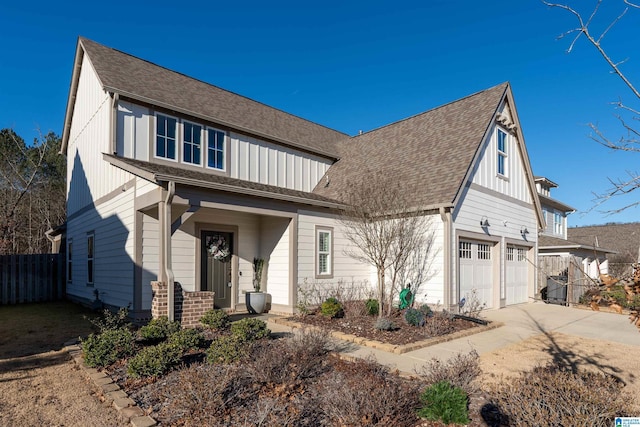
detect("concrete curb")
[64,340,157,427]
[271,317,503,354]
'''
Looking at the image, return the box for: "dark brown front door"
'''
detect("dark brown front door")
[201,231,233,309]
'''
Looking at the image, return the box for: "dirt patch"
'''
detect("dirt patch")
[0,350,126,426]
[0,301,126,426]
[479,331,640,412]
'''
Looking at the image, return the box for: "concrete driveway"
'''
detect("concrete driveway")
[302,302,640,374]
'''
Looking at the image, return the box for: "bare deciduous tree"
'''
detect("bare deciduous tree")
[543,0,640,214]
[339,171,437,316]
[0,129,65,254]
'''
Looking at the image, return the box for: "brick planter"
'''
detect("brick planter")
[151,281,214,328]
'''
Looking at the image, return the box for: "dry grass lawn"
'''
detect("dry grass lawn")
[0,301,126,426]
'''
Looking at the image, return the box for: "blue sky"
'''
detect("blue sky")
[2,0,639,226]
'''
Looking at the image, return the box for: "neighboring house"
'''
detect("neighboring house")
[568,222,640,274]
[60,37,544,321]
[536,177,615,281]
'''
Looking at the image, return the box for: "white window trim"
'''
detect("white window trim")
[87,232,95,286]
[315,226,333,279]
[181,120,203,166]
[205,126,227,172]
[67,239,73,283]
[497,128,508,178]
[154,112,179,162]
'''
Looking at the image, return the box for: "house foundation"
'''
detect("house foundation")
[151,281,214,328]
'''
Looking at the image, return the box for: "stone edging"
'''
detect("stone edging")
[64,340,156,427]
[272,317,504,354]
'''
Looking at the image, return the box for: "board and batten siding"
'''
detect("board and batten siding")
[66,187,135,308]
[470,124,532,204]
[67,54,134,215]
[228,133,332,192]
[297,210,373,288]
[117,100,334,193]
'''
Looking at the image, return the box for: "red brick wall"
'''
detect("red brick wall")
[151,281,214,328]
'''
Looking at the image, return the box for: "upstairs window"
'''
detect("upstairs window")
[183,121,202,165]
[316,227,333,277]
[554,212,563,235]
[156,114,177,160]
[497,129,507,176]
[207,128,226,170]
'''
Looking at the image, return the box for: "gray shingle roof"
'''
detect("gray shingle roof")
[538,234,615,254]
[569,222,640,260]
[312,83,509,207]
[104,154,344,209]
[77,37,348,158]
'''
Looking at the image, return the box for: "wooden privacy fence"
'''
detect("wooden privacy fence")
[0,254,65,305]
[538,256,595,304]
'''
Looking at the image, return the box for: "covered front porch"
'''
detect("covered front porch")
[137,185,298,321]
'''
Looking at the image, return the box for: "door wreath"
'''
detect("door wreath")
[207,234,231,261]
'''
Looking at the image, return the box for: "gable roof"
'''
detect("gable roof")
[104,154,344,209]
[568,222,640,260]
[313,83,541,216]
[61,37,348,158]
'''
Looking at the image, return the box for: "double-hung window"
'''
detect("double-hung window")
[87,232,95,285]
[183,121,202,165]
[554,212,563,235]
[156,114,177,160]
[67,239,73,282]
[207,128,226,170]
[497,129,507,176]
[316,227,333,277]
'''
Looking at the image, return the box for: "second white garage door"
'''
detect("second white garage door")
[506,245,529,305]
[459,240,493,309]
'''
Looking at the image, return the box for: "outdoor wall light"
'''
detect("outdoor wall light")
[480,216,490,227]
[520,226,529,235]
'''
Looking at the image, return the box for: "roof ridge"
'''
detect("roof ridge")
[353,82,509,138]
[78,37,350,138]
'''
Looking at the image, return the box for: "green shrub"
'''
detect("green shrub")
[206,335,249,364]
[200,309,230,330]
[418,381,469,425]
[374,317,396,331]
[139,316,181,343]
[81,328,135,367]
[231,318,270,342]
[320,297,344,318]
[418,304,433,318]
[168,328,205,352]
[89,307,130,332]
[404,308,425,327]
[127,341,182,378]
[365,298,379,316]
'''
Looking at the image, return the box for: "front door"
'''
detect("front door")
[201,231,233,309]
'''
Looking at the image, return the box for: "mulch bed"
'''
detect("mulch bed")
[289,309,480,346]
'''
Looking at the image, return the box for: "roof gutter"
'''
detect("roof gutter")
[154,173,346,210]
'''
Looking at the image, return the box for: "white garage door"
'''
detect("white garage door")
[506,245,528,305]
[459,240,493,309]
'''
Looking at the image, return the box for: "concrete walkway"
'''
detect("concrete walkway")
[266,302,640,374]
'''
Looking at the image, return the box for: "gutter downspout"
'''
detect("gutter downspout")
[164,181,176,321]
[110,93,119,154]
[439,206,453,310]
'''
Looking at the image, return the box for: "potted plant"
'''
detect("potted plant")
[246,257,267,314]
